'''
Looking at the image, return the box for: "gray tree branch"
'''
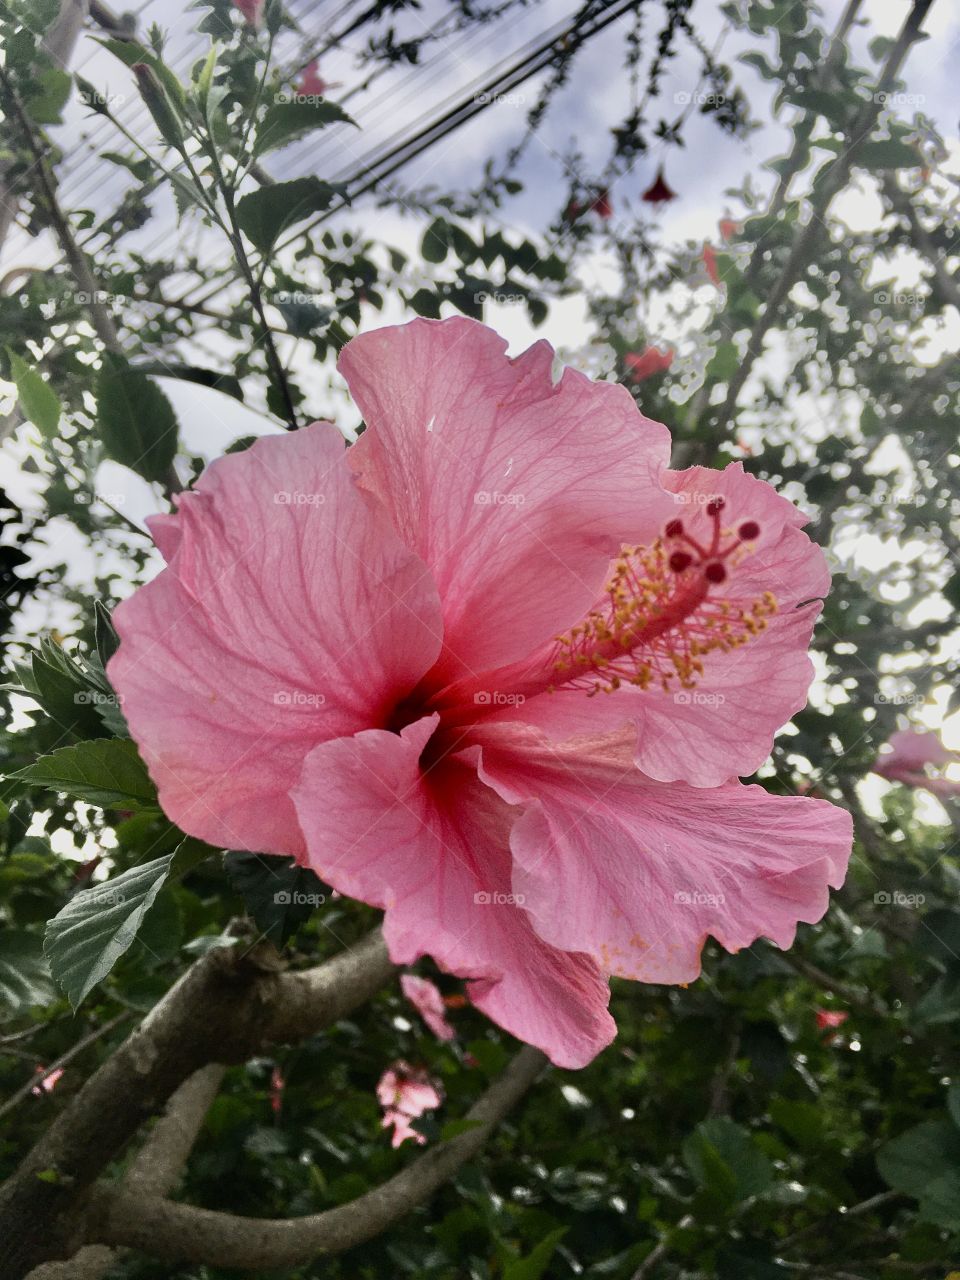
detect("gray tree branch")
[85,1045,548,1271]
[0,929,394,1278]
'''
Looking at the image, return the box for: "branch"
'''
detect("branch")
[0,929,394,1278]
[0,1013,132,1124]
[86,1045,548,1271]
[25,1065,226,1280]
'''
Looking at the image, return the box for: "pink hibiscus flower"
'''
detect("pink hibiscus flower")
[872,728,960,797]
[624,345,674,382]
[377,1061,441,1147]
[401,973,456,1041]
[31,1066,64,1097]
[232,0,264,26]
[109,317,852,1068]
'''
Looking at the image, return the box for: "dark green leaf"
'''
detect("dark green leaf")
[0,929,56,1013]
[256,98,354,155]
[235,177,338,254]
[96,356,179,484]
[8,739,157,810]
[44,852,176,1008]
[6,349,61,437]
[224,851,326,945]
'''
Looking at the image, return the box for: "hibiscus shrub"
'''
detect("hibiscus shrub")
[0,0,958,1277]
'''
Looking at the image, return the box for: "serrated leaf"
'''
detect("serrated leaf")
[0,929,56,1014]
[235,177,338,254]
[6,349,61,437]
[256,97,354,155]
[8,739,157,810]
[44,853,175,1008]
[96,355,179,484]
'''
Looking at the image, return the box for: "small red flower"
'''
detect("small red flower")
[589,189,613,219]
[269,1064,285,1116]
[232,0,264,26]
[641,167,677,205]
[719,218,740,242]
[815,1009,848,1031]
[624,346,674,383]
[702,243,721,287]
[296,60,340,97]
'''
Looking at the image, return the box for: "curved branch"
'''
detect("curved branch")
[86,1046,548,1271]
[0,930,394,1278]
[26,1065,226,1280]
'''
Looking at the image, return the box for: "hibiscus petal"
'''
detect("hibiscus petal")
[292,716,615,1068]
[339,317,671,681]
[109,426,442,857]
[478,728,852,983]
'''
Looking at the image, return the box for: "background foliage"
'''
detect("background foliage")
[0,0,958,1275]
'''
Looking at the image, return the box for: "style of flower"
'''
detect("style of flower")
[110,316,852,1069]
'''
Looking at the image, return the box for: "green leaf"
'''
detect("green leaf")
[6,349,61,437]
[44,853,176,1008]
[421,217,451,264]
[503,1228,568,1280]
[256,97,354,154]
[919,1170,960,1228]
[235,177,338,254]
[224,851,326,946]
[96,355,179,484]
[131,360,243,402]
[877,1120,960,1197]
[8,739,157,810]
[856,139,921,171]
[94,601,120,666]
[24,65,72,124]
[683,1117,774,1203]
[0,929,56,1013]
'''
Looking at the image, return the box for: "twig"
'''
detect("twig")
[0,1013,132,1124]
